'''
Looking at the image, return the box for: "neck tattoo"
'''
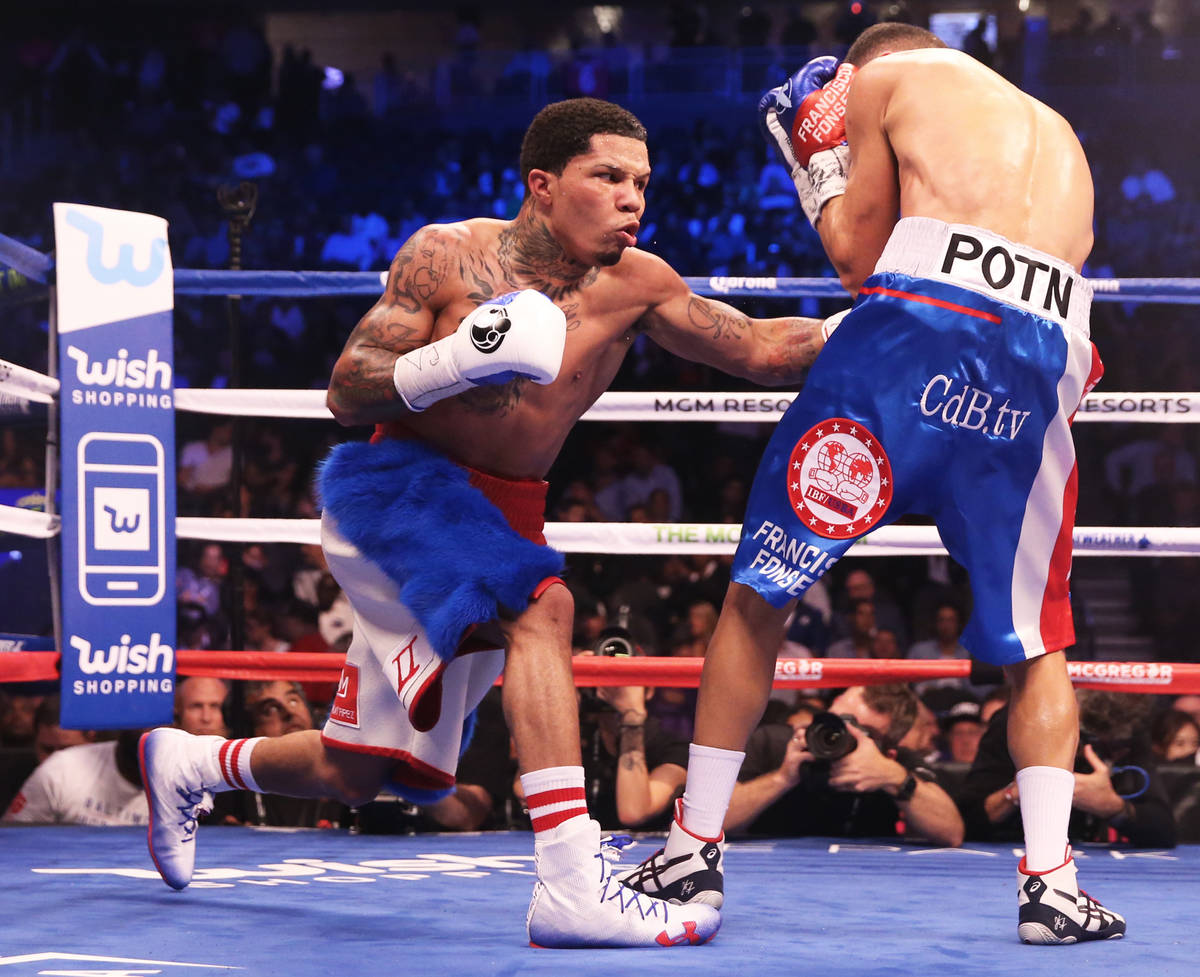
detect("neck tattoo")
[498,209,598,300]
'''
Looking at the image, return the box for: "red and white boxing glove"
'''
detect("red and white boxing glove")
[758,58,858,226]
[393,289,566,411]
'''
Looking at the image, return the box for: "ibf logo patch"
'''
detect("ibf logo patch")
[329,663,360,728]
[786,418,893,540]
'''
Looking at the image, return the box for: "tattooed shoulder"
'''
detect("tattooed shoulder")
[385,225,458,314]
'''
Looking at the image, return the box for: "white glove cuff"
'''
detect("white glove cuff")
[392,334,467,412]
[820,308,852,342]
[792,144,850,226]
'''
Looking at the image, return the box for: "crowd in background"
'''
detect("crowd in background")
[2,3,1200,841]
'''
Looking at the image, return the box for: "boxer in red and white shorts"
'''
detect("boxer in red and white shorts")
[137,97,834,949]
[319,433,564,802]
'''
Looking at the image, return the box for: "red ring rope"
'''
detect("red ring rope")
[2,651,1197,695]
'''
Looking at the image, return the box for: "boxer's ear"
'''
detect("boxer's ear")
[527,168,555,205]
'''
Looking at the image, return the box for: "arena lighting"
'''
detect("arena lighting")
[851,2,863,14]
[593,6,620,34]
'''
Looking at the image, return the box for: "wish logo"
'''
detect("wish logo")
[66,344,172,390]
[65,208,167,287]
[70,632,174,676]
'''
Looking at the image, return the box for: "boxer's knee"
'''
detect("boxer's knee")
[503,581,573,653]
[319,744,391,806]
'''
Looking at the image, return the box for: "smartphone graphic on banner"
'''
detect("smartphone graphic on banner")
[78,432,166,605]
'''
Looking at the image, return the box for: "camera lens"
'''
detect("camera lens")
[805,711,858,761]
[593,626,636,658]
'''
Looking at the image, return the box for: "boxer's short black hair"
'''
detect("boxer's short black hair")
[844,23,947,66]
[520,98,647,194]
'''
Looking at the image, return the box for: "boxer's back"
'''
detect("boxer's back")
[863,49,1093,269]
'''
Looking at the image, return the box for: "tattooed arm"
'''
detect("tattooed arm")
[327,225,451,426]
[635,253,825,386]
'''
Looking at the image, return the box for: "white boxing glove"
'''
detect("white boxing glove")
[393,289,567,412]
[821,308,852,342]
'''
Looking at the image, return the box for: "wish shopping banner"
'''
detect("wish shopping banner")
[55,203,177,729]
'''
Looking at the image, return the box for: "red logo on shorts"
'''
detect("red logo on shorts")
[329,663,360,728]
[786,417,893,540]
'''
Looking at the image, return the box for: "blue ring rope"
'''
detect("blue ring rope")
[171,269,1200,303]
[2,231,1199,302]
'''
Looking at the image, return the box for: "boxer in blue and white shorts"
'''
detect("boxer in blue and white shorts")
[621,23,1127,946]
[732,216,1102,667]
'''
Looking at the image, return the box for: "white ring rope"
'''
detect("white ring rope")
[0,357,59,405]
[3,365,1198,552]
[168,388,1200,422]
[4,508,1195,556]
[0,504,59,538]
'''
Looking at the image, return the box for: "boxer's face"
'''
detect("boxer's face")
[544,134,649,267]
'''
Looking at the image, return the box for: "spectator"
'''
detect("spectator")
[646,632,702,743]
[834,568,908,648]
[174,677,230,737]
[1151,710,1200,765]
[597,442,683,522]
[243,679,315,738]
[176,542,228,621]
[576,658,690,830]
[825,598,876,659]
[958,690,1176,848]
[178,421,234,502]
[3,729,148,825]
[727,684,963,846]
[780,596,831,658]
[940,700,986,765]
[1171,695,1200,728]
[0,690,42,747]
[871,627,903,659]
[207,681,348,828]
[908,602,995,709]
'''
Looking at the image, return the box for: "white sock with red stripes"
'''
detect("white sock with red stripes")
[520,765,589,837]
[209,737,267,793]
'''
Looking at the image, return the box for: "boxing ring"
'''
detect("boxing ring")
[3,227,1200,973]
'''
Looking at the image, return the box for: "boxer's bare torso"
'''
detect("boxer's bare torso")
[328,135,824,480]
[824,48,1094,291]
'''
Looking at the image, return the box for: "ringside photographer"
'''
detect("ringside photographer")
[958,689,1176,848]
[725,684,964,846]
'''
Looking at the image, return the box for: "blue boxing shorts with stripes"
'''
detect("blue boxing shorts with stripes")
[733,216,1103,666]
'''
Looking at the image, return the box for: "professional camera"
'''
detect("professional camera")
[1078,732,1149,800]
[805,711,861,762]
[593,626,637,658]
[578,625,638,711]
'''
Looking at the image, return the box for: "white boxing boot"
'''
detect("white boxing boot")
[1017,851,1126,944]
[618,798,725,908]
[526,816,720,948]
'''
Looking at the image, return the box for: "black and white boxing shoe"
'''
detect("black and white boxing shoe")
[1017,851,1126,944]
[618,799,725,909]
